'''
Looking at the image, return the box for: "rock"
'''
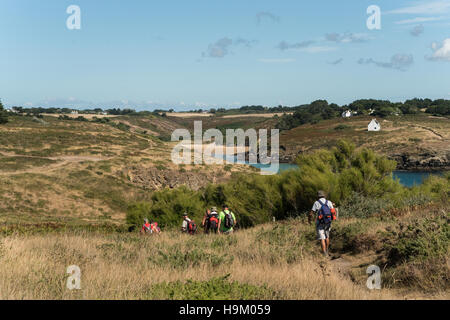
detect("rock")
[117,166,230,190]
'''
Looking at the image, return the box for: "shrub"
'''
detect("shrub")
[149,186,205,228]
[0,100,8,124]
[334,124,350,130]
[126,202,152,229]
[147,275,280,300]
[382,212,450,290]
[148,246,233,269]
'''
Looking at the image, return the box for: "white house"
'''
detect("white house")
[71,110,78,115]
[368,119,381,131]
[342,110,352,118]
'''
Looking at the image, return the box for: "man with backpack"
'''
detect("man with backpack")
[203,207,220,234]
[181,212,197,235]
[310,191,336,257]
[218,205,236,235]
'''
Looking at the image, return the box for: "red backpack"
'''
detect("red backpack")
[186,219,197,234]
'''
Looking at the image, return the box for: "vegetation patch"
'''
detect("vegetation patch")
[148,245,233,270]
[147,275,281,300]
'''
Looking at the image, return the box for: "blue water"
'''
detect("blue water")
[225,156,439,187]
[391,171,441,187]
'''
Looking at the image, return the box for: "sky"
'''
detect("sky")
[1,0,450,110]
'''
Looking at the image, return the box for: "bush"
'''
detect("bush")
[334,124,350,130]
[126,202,151,229]
[0,100,8,124]
[382,212,450,290]
[148,246,233,270]
[147,275,280,300]
[149,186,205,228]
[126,142,445,231]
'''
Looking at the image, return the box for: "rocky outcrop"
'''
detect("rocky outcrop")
[390,152,450,171]
[118,166,231,190]
[279,148,450,171]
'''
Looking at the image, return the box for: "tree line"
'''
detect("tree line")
[276,98,450,131]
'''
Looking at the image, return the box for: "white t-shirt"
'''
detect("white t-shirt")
[312,198,334,212]
[182,217,191,230]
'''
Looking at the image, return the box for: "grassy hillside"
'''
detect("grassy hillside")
[0,202,447,299]
[0,115,251,226]
[0,112,449,300]
[277,114,450,170]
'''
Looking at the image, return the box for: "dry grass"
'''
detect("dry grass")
[0,224,399,300]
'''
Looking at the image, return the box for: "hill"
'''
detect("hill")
[277,114,450,170]
[0,202,447,299]
[0,114,252,226]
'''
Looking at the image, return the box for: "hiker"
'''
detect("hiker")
[218,205,236,234]
[203,207,220,234]
[310,190,337,257]
[181,212,197,235]
[140,218,160,235]
[202,209,211,233]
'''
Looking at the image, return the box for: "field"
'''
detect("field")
[0,202,447,300]
[0,114,251,226]
[0,111,448,300]
[277,114,450,169]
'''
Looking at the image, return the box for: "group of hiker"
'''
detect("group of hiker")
[181,205,236,235]
[140,204,237,236]
[140,191,337,257]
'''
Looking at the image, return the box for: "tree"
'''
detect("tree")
[0,100,8,124]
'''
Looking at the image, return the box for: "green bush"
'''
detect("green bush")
[334,124,350,130]
[126,202,151,228]
[382,212,450,290]
[149,186,205,228]
[0,100,8,124]
[126,142,446,230]
[147,275,280,300]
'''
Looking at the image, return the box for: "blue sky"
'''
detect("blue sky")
[1,0,450,110]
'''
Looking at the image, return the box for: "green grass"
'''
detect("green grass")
[0,156,57,171]
[147,275,281,300]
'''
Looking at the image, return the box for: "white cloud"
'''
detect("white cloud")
[427,38,450,61]
[202,37,257,58]
[276,40,314,51]
[256,12,280,24]
[395,16,444,24]
[328,58,343,65]
[325,33,370,43]
[358,54,414,71]
[386,1,450,14]
[297,46,337,53]
[258,58,296,63]
[410,24,425,36]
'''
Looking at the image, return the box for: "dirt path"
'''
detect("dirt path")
[324,252,449,300]
[411,124,445,140]
[0,153,109,176]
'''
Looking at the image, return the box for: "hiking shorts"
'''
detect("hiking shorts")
[317,224,331,240]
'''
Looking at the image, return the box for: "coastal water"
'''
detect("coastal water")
[224,155,440,187]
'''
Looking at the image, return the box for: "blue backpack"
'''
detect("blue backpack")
[318,200,332,225]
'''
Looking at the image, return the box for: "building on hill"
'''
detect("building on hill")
[368,119,381,131]
[342,110,352,118]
